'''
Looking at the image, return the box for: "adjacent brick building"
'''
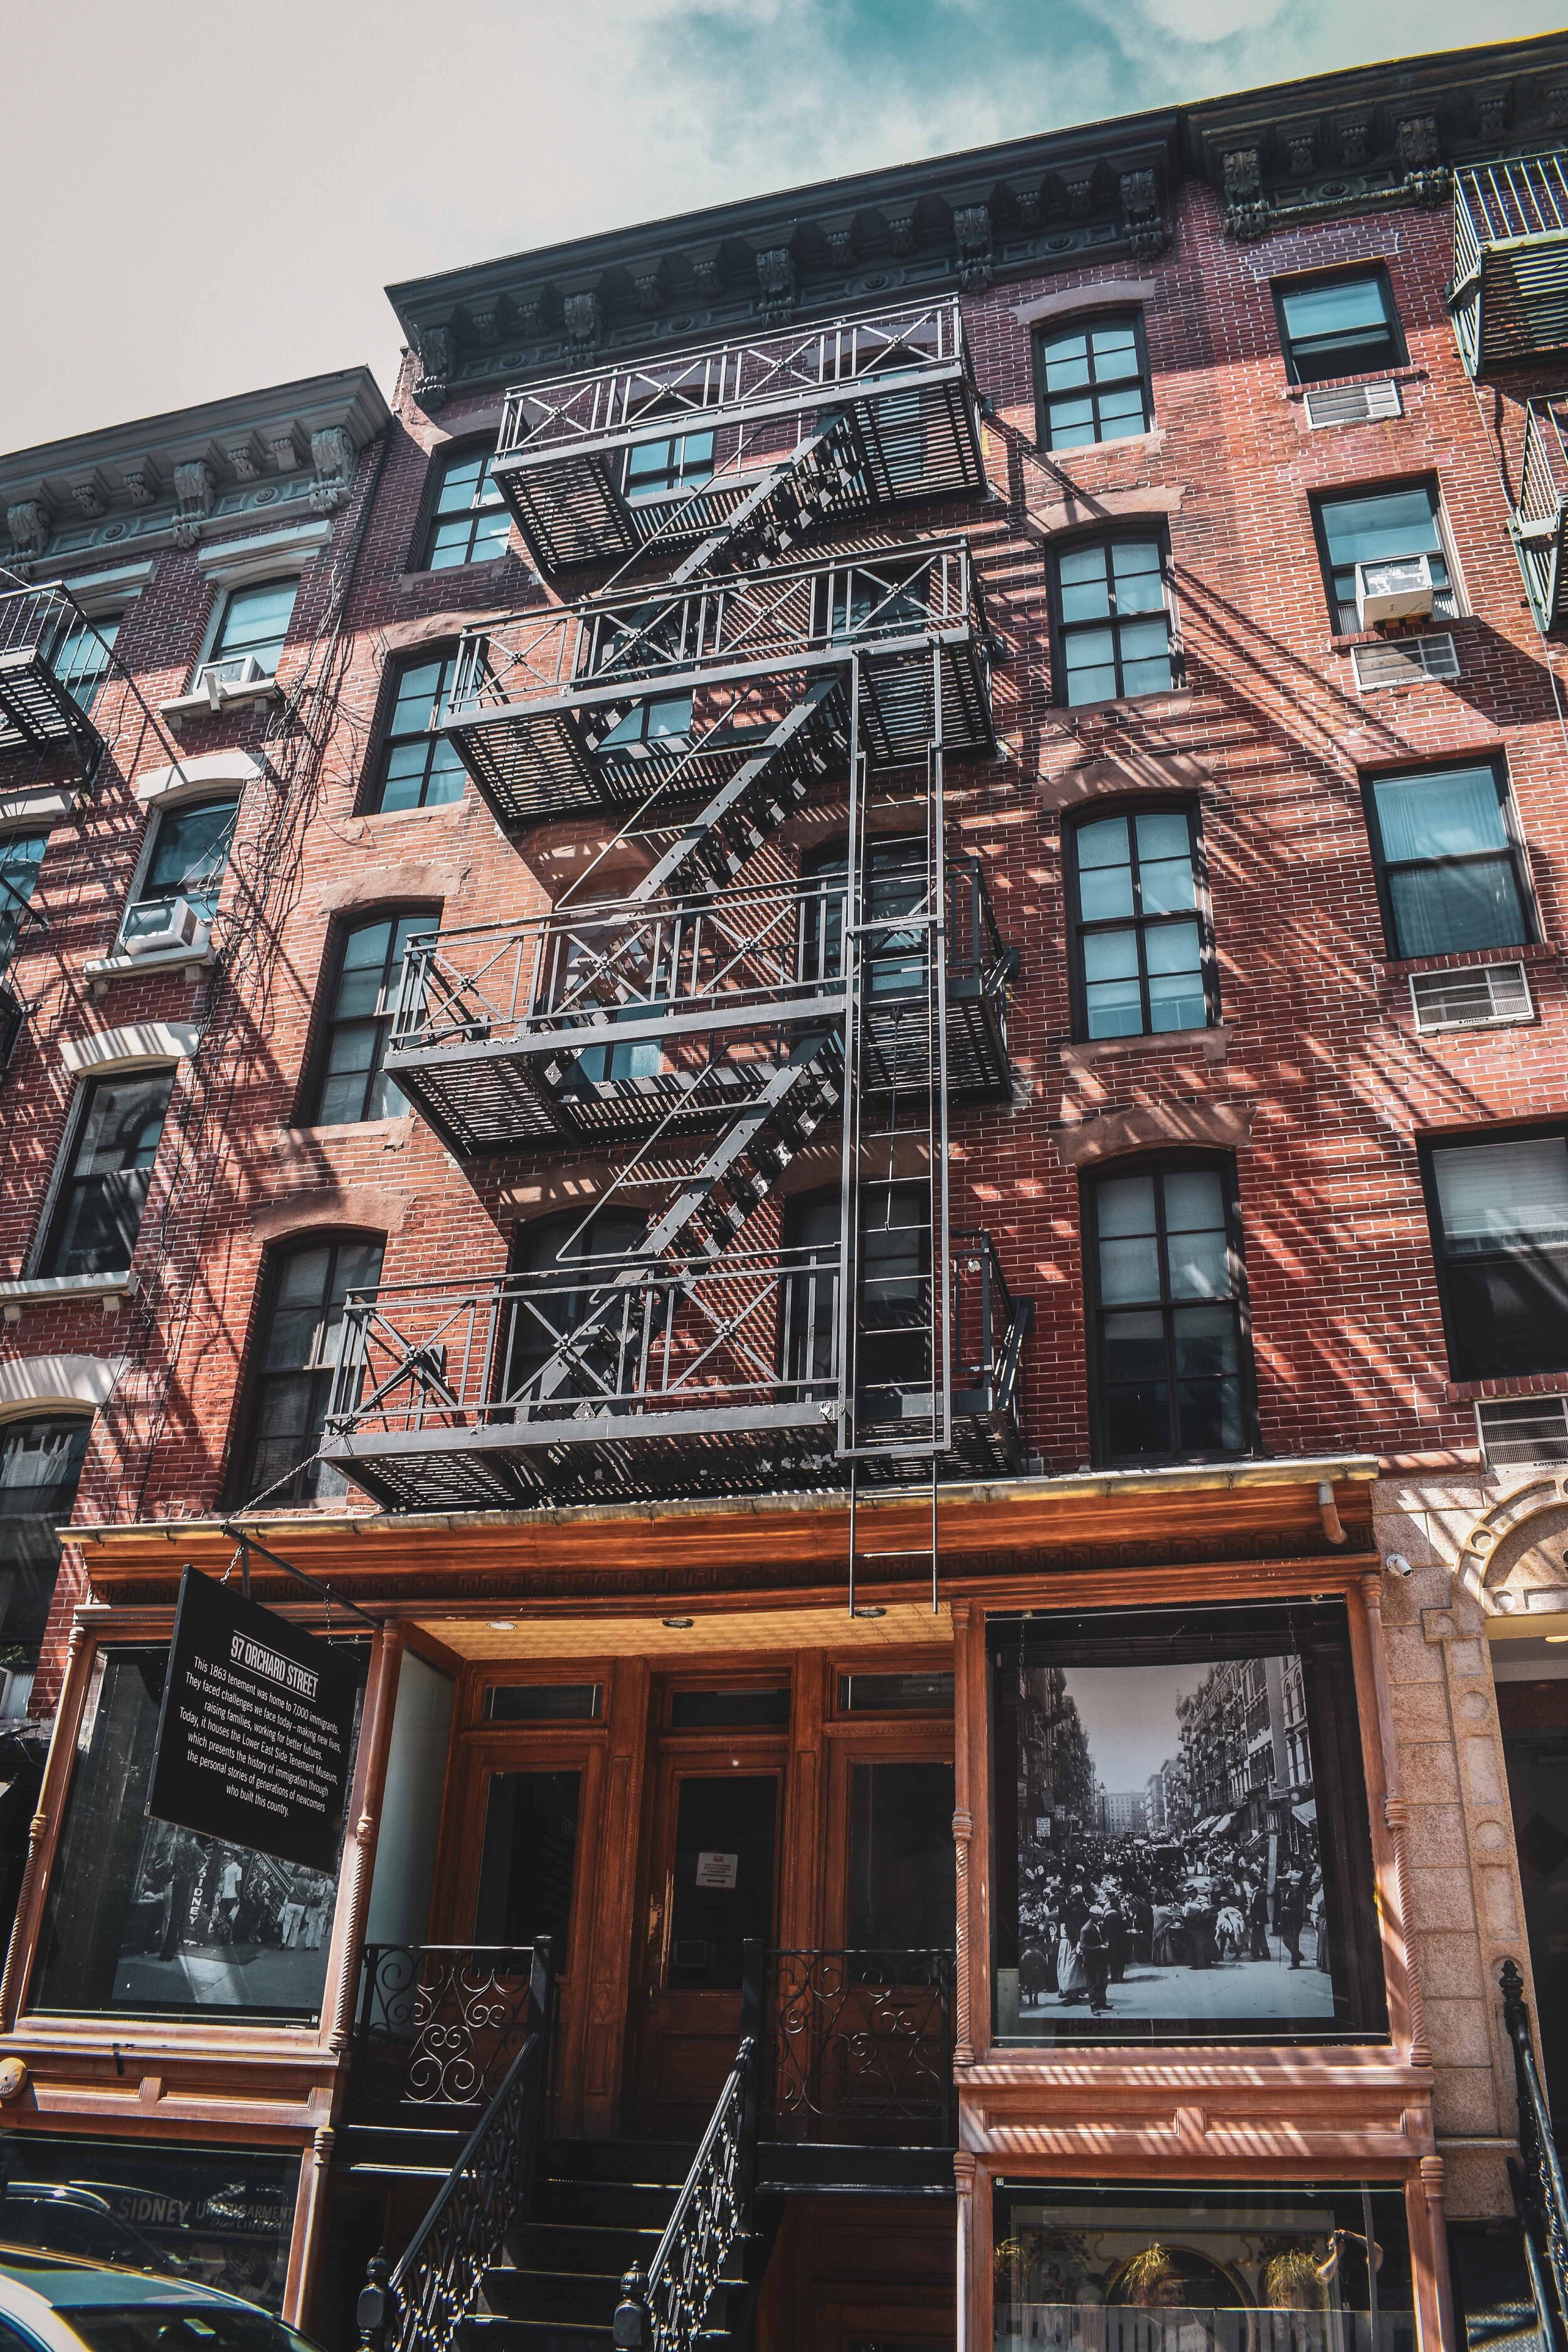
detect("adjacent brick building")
[0,29,1567,2351]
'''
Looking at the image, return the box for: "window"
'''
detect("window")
[802,835,927,999]
[30,1644,358,2033]
[474,1770,581,1949]
[48,613,119,712]
[1051,535,1175,706]
[623,428,716,501]
[1313,480,1454,634]
[0,1414,91,1644]
[1067,806,1212,1040]
[847,1759,955,1947]
[205,578,297,679]
[118,795,238,950]
[784,1183,930,1396]
[36,1069,174,1278]
[0,832,47,976]
[1276,266,1402,383]
[370,652,467,812]
[241,1234,386,1505]
[988,1602,1389,2045]
[1035,314,1150,450]
[306,909,432,1125]
[1425,1130,1568,1381]
[595,692,692,756]
[1364,761,1531,960]
[1083,1158,1251,1465]
[420,445,511,570]
[501,1207,649,1402]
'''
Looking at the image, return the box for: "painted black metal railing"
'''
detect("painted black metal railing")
[1501,1957,1568,2350]
[356,1939,554,2352]
[764,1946,955,2146]
[350,1942,539,2117]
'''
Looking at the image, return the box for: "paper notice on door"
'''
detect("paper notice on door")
[695,1850,739,1888]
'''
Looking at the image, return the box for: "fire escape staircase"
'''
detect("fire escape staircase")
[323,302,1031,1513]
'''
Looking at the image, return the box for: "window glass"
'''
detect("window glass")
[993,2181,1414,2349]
[1088,1163,1246,1464]
[208,580,297,677]
[0,1416,90,1649]
[847,1759,955,1947]
[839,1671,955,1715]
[309,912,430,1125]
[1071,808,1207,1039]
[1429,1134,1568,1380]
[373,654,467,812]
[1367,765,1528,959]
[423,447,511,569]
[29,1646,360,2025]
[669,1688,790,1729]
[596,691,693,755]
[474,1769,581,1950]
[48,613,120,712]
[119,797,238,948]
[242,1236,386,1507]
[485,1683,602,1722]
[1317,483,1450,632]
[38,1070,174,1278]
[988,1604,1389,2044]
[1279,268,1401,381]
[1054,538,1173,706]
[624,430,717,501]
[666,1773,777,1990]
[0,832,47,975]
[784,1183,930,1397]
[0,2132,300,2307]
[502,1208,650,1404]
[803,835,927,999]
[1036,315,1150,450]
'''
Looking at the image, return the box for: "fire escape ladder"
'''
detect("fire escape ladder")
[662,411,856,586]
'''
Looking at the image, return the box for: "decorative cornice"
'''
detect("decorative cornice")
[0,368,389,578]
[385,30,1568,403]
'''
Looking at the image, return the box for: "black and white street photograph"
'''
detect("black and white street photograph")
[1006,1650,1333,2032]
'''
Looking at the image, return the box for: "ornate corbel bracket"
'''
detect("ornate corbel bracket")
[411,322,452,412]
[755,246,797,325]
[5,501,48,568]
[171,461,214,551]
[953,203,993,294]
[307,426,353,516]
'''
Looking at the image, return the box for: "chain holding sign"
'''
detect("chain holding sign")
[147,1567,366,1874]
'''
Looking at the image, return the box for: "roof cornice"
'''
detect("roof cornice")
[1,366,391,580]
[385,30,1568,410]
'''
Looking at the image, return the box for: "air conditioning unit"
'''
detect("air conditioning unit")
[1355,553,1436,628]
[193,651,267,710]
[122,896,211,958]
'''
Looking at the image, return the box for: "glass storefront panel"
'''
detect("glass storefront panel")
[0,2134,299,2307]
[994,2183,1416,2352]
[29,1645,363,2021]
[990,1605,1387,2042]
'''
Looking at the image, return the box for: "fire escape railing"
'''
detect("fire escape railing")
[356,1939,554,2352]
[1501,1958,1568,2349]
[1453,154,1568,374]
[0,585,111,774]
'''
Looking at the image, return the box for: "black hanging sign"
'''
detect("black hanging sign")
[146,1566,364,1873]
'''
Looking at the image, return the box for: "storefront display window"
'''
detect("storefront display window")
[28,1645,362,2021]
[993,2182,1416,2352]
[990,1604,1386,2042]
[0,2134,299,2308]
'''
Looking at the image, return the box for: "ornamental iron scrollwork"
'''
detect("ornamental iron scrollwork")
[351,1942,540,2117]
[1501,1959,1568,2347]
[764,1946,955,2146]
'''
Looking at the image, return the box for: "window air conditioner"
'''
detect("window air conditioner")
[193,651,267,709]
[1354,553,1436,628]
[122,896,211,958]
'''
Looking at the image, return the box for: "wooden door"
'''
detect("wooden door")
[631,1756,781,2135]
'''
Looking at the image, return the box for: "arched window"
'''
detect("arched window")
[500,1208,649,1406]
[305,908,437,1125]
[1064,803,1216,1041]
[1081,1157,1254,1466]
[240,1235,386,1507]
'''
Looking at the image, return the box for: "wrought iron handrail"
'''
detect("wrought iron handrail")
[349,1942,540,2117]
[763,1946,956,2146]
[358,1938,554,2352]
[1501,1958,1568,2348]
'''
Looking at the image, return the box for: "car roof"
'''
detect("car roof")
[0,2249,260,2312]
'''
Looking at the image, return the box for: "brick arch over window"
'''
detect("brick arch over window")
[1041,750,1214,812]
[311,865,461,918]
[0,1354,121,1417]
[248,1187,415,1247]
[1055,1100,1255,1170]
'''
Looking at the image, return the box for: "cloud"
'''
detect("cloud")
[1139,0,1289,38]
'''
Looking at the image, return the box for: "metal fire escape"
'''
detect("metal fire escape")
[322,300,1032,1513]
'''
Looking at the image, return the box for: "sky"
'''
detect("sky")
[1061,1663,1201,1789]
[3,0,1565,456]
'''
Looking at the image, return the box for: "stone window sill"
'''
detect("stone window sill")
[1283,366,1428,403]
[396,555,529,593]
[1058,689,1194,721]
[0,1271,137,1322]
[85,945,216,992]
[159,679,281,728]
[1381,943,1554,978]
[1060,1023,1227,1067]
[1330,617,1470,653]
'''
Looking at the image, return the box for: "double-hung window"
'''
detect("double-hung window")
[1424,1130,1568,1381]
[1313,480,1454,634]
[623,429,716,501]
[204,578,297,681]
[1363,761,1532,959]
[1067,806,1212,1039]
[0,834,47,977]
[241,1234,386,1505]
[48,613,119,712]
[1052,535,1175,706]
[306,909,433,1124]
[1276,268,1403,382]
[36,1069,175,1278]
[1083,1158,1251,1464]
[119,795,238,951]
[420,446,511,569]
[371,652,468,812]
[1035,314,1151,450]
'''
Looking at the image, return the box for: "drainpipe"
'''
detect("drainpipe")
[1318,1480,1348,1546]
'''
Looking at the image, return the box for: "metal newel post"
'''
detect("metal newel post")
[356,2249,399,2352]
[613,2264,650,2348]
